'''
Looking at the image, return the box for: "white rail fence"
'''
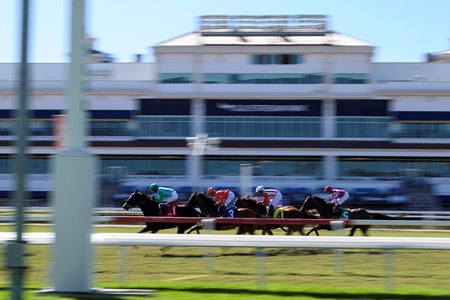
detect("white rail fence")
[1,231,450,292]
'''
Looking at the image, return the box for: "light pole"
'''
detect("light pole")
[51,0,98,293]
[186,133,221,192]
[6,1,30,299]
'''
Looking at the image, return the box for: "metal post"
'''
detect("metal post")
[51,0,98,292]
[240,164,253,197]
[7,1,30,299]
[186,134,221,192]
[331,221,345,272]
[384,250,395,292]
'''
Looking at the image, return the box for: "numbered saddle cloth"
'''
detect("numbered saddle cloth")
[224,207,237,218]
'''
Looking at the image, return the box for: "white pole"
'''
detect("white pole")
[240,164,253,197]
[51,0,98,292]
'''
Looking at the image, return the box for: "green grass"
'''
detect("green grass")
[1,224,450,299]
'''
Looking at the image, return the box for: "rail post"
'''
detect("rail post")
[201,219,216,271]
[331,220,345,272]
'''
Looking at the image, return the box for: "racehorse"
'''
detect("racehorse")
[235,195,318,235]
[122,190,204,234]
[299,194,398,236]
[186,192,259,234]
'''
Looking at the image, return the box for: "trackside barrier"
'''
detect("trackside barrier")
[1,232,450,250]
[1,232,450,292]
[107,216,450,228]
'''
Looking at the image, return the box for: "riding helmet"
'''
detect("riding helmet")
[324,186,333,193]
[255,185,265,193]
[207,187,215,195]
[150,183,158,191]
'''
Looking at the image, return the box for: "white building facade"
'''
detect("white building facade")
[1,15,449,209]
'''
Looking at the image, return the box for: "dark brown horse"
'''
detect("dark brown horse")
[235,195,318,235]
[299,194,398,236]
[186,192,259,234]
[122,190,203,234]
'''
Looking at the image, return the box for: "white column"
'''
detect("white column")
[322,99,335,138]
[188,99,206,192]
[240,164,253,197]
[324,155,337,181]
[52,0,98,292]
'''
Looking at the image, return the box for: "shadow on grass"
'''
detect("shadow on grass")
[2,286,449,300]
[148,286,450,300]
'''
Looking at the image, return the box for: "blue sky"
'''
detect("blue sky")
[1,0,449,63]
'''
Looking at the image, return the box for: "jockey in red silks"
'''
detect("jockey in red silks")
[323,185,350,219]
[255,185,282,216]
[206,187,236,216]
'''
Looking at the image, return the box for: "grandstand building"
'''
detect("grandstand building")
[1,15,450,209]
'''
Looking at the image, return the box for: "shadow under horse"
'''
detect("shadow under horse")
[186,192,259,234]
[235,195,318,235]
[299,194,399,236]
[122,190,204,234]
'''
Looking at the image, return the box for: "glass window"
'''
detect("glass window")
[390,122,450,139]
[205,116,321,138]
[203,73,323,84]
[205,156,323,178]
[336,117,391,138]
[135,116,191,137]
[334,73,369,84]
[101,156,186,176]
[90,121,130,136]
[338,157,450,178]
[251,54,302,65]
[159,73,193,83]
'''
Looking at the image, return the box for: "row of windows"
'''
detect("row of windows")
[251,54,302,65]
[1,156,450,179]
[205,116,321,138]
[391,123,450,139]
[159,73,369,84]
[4,117,450,139]
[203,73,324,84]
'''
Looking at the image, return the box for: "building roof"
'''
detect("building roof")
[156,31,372,47]
[155,15,373,48]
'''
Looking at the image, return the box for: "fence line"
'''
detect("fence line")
[1,232,450,250]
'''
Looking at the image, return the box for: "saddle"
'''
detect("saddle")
[160,202,178,216]
[334,206,349,220]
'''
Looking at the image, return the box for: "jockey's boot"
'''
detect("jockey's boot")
[333,206,341,219]
[268,205,274,217]
[219,205,226,216]
[160,203,168,216]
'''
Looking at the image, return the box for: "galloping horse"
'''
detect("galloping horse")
[186,192,259,234]
[235,196,318,235]
[299,194,397,236]
[122,190,203,234]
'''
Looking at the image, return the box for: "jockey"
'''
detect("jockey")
[149,183,178,215]
[323,185,349,219]
[255,185,282,216]
[206,187,236,216]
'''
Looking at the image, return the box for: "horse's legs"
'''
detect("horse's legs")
[361,226,370,236]
[138,224,153,233]
[349,226,357,236]
[306,226,319,236]
[187,223,203,234]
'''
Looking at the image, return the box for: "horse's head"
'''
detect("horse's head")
[300,194,328,212]
[299,194,315,212]
[187,192,200,207]
[122,190,148,211]
[234,197,244,208]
